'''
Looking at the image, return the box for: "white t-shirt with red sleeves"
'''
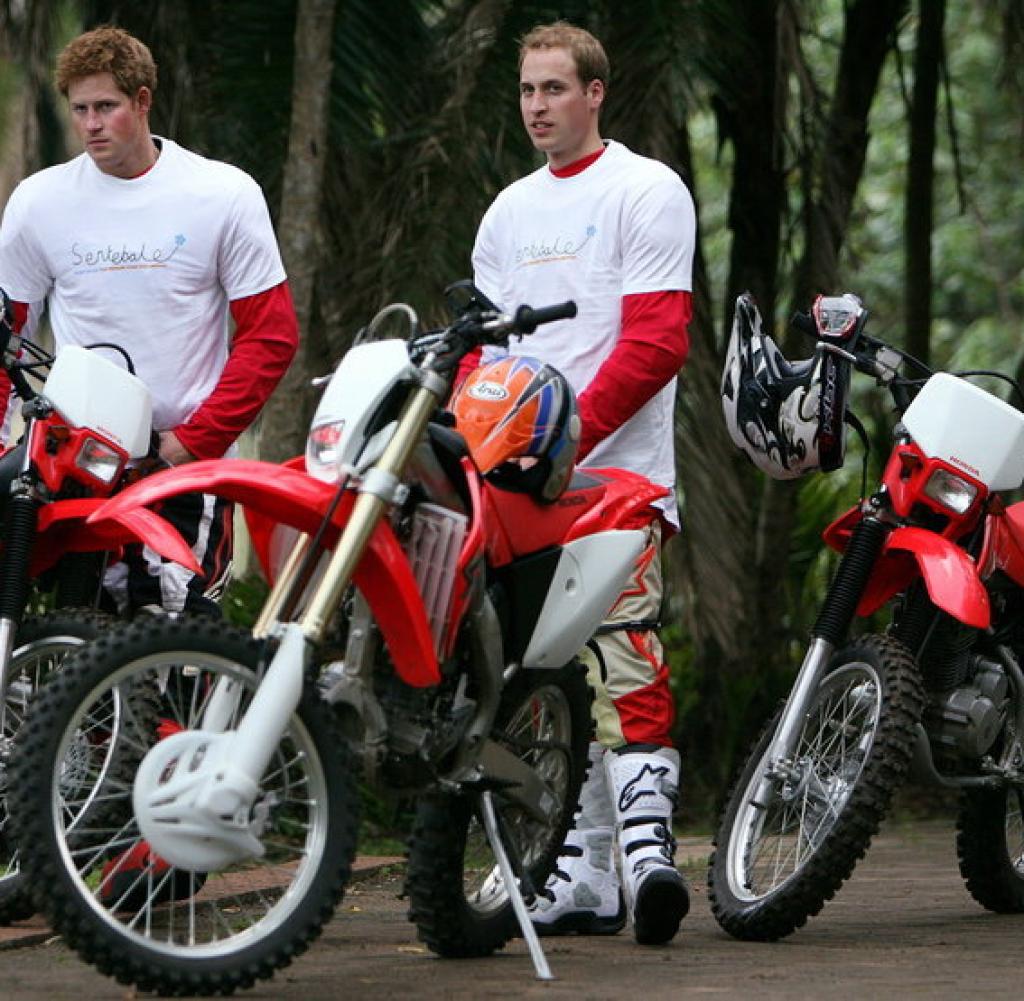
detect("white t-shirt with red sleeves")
[0,137,285,436]
[472,139,696,524]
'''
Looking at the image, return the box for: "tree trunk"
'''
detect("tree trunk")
[672,0,909,795]
[905,0,945,366]
[793,0,910,311]
[14,0,65,178]
[768,0,909,643]
[259,0,337,463]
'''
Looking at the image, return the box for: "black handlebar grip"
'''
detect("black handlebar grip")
[514,300,578,334]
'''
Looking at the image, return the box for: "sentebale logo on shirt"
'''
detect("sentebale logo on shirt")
[70,234,186,273]
[515,225,596,267]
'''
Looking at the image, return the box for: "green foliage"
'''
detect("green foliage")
[221,573,269,628]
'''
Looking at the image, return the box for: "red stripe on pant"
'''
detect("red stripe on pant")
[612,635,675,747]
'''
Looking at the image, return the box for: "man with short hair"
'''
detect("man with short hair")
[471,21,696,945]
[0,24,299,912]
[0,25,298,615]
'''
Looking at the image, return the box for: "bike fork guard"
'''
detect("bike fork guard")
[134,622,308,870]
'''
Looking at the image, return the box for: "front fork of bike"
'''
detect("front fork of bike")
[0,436,40,735]
[757,517,888,797]
[222,378,442,782]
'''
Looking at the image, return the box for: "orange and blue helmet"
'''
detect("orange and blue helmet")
[450,355,581,501]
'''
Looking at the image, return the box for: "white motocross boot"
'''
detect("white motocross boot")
[530,742,626,935]
[606,746,690,944]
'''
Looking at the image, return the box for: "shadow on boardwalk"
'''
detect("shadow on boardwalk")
[0,819,1021,999]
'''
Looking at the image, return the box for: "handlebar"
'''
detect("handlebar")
[407,287,578,368]
[511,301,578,334]
[478,300,577,342]
[790,304,1024,413]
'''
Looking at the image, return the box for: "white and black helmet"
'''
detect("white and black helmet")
[721,293,852,480]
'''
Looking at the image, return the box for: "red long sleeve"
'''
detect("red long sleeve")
[575,290,691,460]
[174,281,299,459]
[454,345,483,391]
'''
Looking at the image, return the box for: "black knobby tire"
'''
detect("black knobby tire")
[9,616,360,996]
[708,634,923,941]
[0,609,114,924]
[957,785,1024,912]
[406,660,593,957]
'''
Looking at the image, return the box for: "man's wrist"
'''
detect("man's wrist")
[158,429,196,466]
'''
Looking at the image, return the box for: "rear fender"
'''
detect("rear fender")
[859,526,989,629]
[88,460,440,687]
[564,466,670,540]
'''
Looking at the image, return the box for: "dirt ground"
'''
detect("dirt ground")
[0,818,1021,1000]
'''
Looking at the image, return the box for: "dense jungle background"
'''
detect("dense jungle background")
[2,0,1024,826]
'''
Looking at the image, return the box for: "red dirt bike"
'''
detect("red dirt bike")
[0,288,199,923]
[10,282,667,993]
[710,292,1024,940]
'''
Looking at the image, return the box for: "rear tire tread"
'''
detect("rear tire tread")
[406,661,593,958]
[957,786,1024,913]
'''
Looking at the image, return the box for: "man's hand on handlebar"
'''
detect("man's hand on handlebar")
[158,430,196,467]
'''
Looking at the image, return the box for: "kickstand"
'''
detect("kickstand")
[478,790,554,981]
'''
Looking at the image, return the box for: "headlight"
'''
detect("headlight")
[306,419,345,482]
[75,436,125,485]
[923,468,978,514]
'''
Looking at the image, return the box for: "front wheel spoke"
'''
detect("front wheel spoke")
[259,837,306,855]
[261,750,307,787]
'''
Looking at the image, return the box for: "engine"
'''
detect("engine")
[925,655,1009,764]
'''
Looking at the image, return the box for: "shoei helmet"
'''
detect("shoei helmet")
[450,356,581,501]
[721,293,851,479]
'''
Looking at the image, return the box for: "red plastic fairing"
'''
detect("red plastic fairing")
[88,460,440,687]
[822,505,862,553]
[244,456,307,580]
[563,467,670,539]
[978,500,1024,588]
[438,461,487,660]
[857,527,989,628]
[880,441,986,530]
[28,414,128,495]
[32,497,201,577]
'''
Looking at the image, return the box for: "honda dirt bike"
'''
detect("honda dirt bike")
[10,282,665,993]
[709,292,1024,940]
[0,288,200,923]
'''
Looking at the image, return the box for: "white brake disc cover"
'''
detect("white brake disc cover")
[133,729,264,871]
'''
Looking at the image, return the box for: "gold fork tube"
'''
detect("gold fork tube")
[299,384,441,642]
[252,532,313,639]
